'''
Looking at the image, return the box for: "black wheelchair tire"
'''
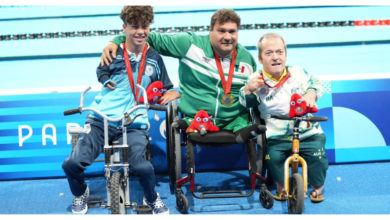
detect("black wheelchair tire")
[260,189,274,209]
[168,101,182,194]
[173,127,182,182]
[176,192,188,214]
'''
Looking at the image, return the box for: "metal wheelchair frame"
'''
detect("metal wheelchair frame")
[165,101,274,213]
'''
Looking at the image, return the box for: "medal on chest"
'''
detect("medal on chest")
[256,69,290,98]
[214,48,237,107]
[123,43,148,103]
[221,94,234,107]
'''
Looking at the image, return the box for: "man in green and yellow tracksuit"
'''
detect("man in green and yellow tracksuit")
[240,33,328,203]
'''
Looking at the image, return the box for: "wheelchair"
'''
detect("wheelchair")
[165,101,274,213]
[64,84,168,214]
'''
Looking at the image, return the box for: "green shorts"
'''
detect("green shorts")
[266,133,328,187]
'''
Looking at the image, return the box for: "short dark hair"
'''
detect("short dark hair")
[120,6,154,25]
[210,9,240,30]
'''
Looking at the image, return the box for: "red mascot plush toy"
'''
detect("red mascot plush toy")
[139,81,166,104]
[186,110,220,135]
[289,93,318,118]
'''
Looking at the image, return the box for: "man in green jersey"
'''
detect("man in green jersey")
[101,9,257,135]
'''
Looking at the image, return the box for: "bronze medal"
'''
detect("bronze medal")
[221,94,234,107]
[213,48,237,108]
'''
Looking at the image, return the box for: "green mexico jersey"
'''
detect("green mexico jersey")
[113,32,257,132]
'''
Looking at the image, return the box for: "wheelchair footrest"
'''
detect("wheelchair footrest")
[192,189,255,199]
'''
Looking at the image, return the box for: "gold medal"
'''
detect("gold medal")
[221,94,234,107]
[213,48,237,108]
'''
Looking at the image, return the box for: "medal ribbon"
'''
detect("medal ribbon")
[123,43,148,103]
[260,68,291,88]
[213,48,237,95]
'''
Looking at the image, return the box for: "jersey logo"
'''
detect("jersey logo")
[145,65,154,76]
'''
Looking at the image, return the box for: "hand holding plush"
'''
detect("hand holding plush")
[138,81,166,104]
[186,110,220,135]
[289,93,318,117]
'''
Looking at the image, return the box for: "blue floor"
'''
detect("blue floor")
[0,162,389,214]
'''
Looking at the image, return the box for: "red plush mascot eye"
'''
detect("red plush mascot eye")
[153,88,158,93]
[196,117,201,122]
[203,118,209,123]
[291,101,295,106]
[297,99,302,104]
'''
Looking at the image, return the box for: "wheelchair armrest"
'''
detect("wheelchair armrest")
[171,121,179,128]
[167,99,187,130]
[172,119,188,129]
[231,107,267,144]
[166,99,177,130]
[235,123,266,144]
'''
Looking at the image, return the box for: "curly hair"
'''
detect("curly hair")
[210,9,240,30]
[120,6,154,25]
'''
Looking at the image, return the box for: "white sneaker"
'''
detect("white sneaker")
[72,187,89,214]
[143,192,169,215]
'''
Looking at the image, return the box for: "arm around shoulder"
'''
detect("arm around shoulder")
[112,34,126,45]
[147,32,194,58]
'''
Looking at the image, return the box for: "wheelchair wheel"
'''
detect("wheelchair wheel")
[259,189,274,209]
[166,103,174,193]
[288,173,305,214]
[110,171,126,214]
[168,125,182,194]
[176,192,188,214]
[168,101,182,194]
[173,127,182,182]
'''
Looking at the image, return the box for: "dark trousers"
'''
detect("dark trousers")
[266,133,328,187]
[62,117,157,202]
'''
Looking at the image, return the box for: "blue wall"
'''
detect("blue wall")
[1,5,390,180]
